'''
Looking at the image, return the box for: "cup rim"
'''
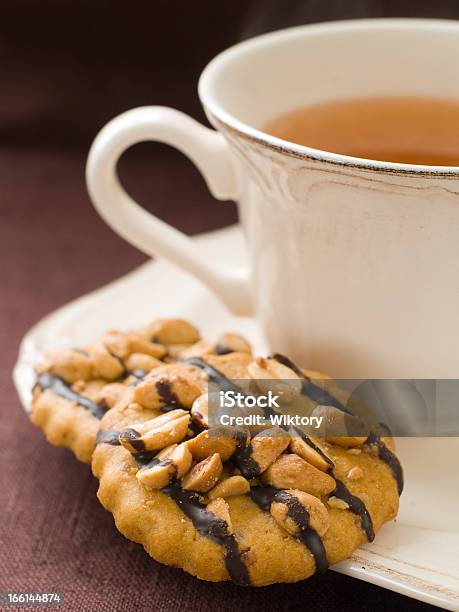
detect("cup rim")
[198,18,459,176]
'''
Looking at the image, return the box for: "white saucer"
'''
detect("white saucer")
[13,225,459,610]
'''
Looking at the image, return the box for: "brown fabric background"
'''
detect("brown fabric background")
[1,1,453,609]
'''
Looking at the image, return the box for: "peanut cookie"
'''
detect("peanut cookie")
[30,319,251,462]
[92,351,402,586]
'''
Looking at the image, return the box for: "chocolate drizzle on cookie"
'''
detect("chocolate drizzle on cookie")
[155,379,180,406]
[274,356,378,541]
[119,428,146,452]
[185,358,244,394]
[332,480,375,541]
[133,450,158,467]
[163,480,251,586]
[96,429,121,446]
[128,437,251,585]
[293,429,335,472]
[272,354,403,499]
[275,490,329,574]
[214,344,234,356]
[36,373,107,419]
[249,486,328,574]
[366,432,404,495]
[147,457,171,470]
[187,418,205,437]
[160,404,182,414]
[103,345,128,379]
[232,430,260,478]
[272,353,351,414]
[249,485,278,512]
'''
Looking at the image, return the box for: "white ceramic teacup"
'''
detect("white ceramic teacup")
[86,18,459,379]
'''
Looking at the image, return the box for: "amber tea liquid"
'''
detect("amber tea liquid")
[264,96,459,166]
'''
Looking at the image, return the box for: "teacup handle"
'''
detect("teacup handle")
[86,106,252,315]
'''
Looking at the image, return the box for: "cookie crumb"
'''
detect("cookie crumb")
[348,467,364,480]
[328,496,349,510]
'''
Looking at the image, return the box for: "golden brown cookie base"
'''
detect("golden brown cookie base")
[93,420,398,585]
[31,382,105,463]
[28,319,250,462]
[29,318,401,586]
[92,355,399,586]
